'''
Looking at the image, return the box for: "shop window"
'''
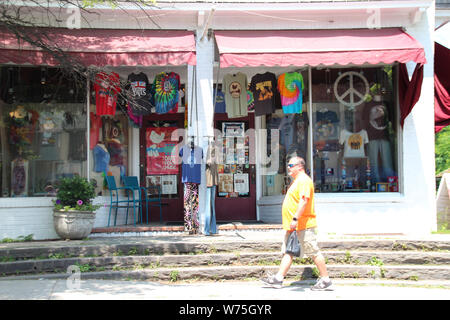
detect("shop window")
[312,66,399,193]
[90,114,129,197]
[261,69,310,196]
[0,66,88,197]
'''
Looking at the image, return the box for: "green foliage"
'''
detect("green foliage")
[53,175,100,212]
[435,126,450,175]
[1,234,34,243]
[170,270,180,282]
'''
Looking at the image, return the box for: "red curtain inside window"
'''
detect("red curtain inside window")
[398,63,424,128]
[435,42,450,133]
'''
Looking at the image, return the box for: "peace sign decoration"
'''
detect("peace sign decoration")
[333,71,369,108]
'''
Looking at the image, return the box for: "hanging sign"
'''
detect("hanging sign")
[333,71,369,108]
[146,127,178,175]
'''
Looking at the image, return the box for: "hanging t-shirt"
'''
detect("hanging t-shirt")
[94,72,121,116]
[249,72,281,116]
[223,72,248,118]
[154,72,180,114]
[179,144,203,184]
[89,112,102,149]
[247,89,255,112]
[93,144,110,172]
[315,109,339,141]
[214,89,226,113]
[339,129,369,158]
[278,72,304,114]
[127,72,153,116]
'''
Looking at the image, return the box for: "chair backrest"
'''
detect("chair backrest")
[105,175,117,190]
[123,176,139,189]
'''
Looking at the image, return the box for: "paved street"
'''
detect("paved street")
[0,278,449,300]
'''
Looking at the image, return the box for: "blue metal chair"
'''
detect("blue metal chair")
[105,176,138,226]
[124,176,163,224]
[123,176,146,224]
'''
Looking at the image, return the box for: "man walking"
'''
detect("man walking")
[261,156,333,290]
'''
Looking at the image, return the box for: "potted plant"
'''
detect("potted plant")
[52,175,101,240]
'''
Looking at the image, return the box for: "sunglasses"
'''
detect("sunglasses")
[287,163,300,168]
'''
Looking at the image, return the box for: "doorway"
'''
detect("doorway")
[214,113,256,221]
[139,113,185,223]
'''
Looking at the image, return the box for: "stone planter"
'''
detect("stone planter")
[53,209,96,240]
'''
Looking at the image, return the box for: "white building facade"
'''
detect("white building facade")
[0,0,438,240]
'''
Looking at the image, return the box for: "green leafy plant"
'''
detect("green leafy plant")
[435,126,450,175]
[53,175,100,212]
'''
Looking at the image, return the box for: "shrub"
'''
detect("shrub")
[53,175,100,212]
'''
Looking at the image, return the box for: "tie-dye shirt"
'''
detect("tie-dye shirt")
[277,72,304,114]
[154,72,180,114]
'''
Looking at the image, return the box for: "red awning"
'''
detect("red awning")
[0,28,196,66]
[215,28,426,67]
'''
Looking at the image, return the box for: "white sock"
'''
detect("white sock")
[321,276,330,282]
[275,274,284,282]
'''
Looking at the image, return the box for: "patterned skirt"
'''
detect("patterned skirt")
[183,182,199,234]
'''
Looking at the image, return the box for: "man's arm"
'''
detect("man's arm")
[290,196,308,230]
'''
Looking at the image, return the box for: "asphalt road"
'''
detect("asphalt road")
[0,278,449,300]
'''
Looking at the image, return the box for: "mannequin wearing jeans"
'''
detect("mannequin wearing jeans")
[362,97,395,184]
[204,139,218,235]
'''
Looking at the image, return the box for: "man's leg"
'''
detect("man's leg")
[261,231,292,288]
[313,253,328,277]
[311,252,333,291]
[276,253,294,278]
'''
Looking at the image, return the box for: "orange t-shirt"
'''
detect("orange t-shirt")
[281,172,316,231]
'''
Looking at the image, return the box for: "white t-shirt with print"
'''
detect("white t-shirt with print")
[339,129,369,158]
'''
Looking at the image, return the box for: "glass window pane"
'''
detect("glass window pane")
[262,69,310,196]
[0,66,87,197]
[90,113,129,197]
[311,66,399,193]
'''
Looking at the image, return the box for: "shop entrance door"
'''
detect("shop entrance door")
[140,113,184,223]
[214,114,257,221]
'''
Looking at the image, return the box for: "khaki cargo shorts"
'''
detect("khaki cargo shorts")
[281,228,321,259]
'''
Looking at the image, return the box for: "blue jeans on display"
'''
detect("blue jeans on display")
[368,139,395,183]
[203,186,217,235]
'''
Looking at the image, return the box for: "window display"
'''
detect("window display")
[312,66,398,193]
[89,113,129,197]
[258,65,398,195]
[0,66,88,197]
[261,70,309,197]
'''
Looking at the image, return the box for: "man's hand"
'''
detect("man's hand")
[290,219,298,230]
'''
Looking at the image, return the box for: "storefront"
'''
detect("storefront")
[0,1,437,239]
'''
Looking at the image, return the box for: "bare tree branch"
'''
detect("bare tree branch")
[0,0,160,112]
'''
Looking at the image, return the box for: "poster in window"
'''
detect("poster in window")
[234,173,249,194]
[223,122,245,137]
[146,175,161,189]
[161,175,177,195]
[146,127,178,175]
[218,173,234,193]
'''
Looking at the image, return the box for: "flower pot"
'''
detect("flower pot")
[53,209,96,240]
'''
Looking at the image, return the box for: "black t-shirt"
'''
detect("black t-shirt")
[249,72,281,116]
[362,102,391,140]
[127,72,153,116]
